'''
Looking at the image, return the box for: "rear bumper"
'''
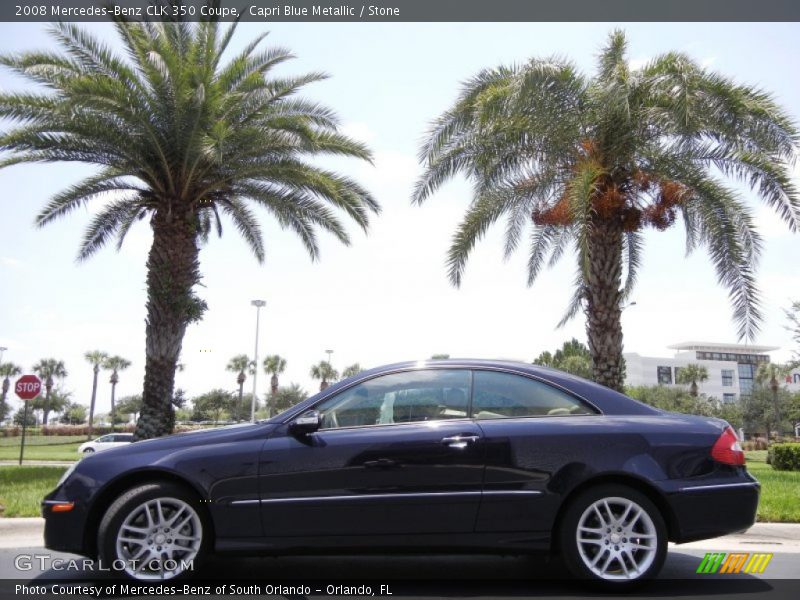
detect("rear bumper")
[667,480,760,544]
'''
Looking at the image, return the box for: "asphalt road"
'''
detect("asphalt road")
[1,546,799,599]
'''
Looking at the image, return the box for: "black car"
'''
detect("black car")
[43,360,758,586]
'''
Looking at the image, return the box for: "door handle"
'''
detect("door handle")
[441,435,480,449]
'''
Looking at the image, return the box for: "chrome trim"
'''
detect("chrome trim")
[483,490,543,496]
[230,489,542,506]
[678,482,760,493]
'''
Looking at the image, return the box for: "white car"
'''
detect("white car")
[77,433,134,455]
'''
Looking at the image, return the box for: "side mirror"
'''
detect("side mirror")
[289,410,321,435]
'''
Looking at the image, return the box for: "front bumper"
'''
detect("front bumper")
[42,490,90,556]
[667,479,760,543]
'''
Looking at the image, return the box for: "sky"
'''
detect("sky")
[1,21,799,418]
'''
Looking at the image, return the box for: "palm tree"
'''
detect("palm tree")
[84,350,108,439]
[226,354,251,422]
[414,30,799,392]
[341,363,363,379]
[103,356,131,432]
[756,362,790,435]
[0,362,22,422]
[32,359,68,425]
[310,361,339,392]
[263,355,287,418]
[676,363,709,397]
[263,355,287,396]
[0,13,378,439]
[31,388,72,424]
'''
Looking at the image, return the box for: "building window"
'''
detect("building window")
[722,369,734,387]
[738,363,756,397]
[657,366,673,385]
[723,393,736,404]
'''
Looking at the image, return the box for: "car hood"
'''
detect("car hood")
[84,422,277,460]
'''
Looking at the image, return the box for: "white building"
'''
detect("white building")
[624,341,792,403]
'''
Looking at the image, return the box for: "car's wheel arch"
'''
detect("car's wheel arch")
[84,469,213,558]
[550,473,679,554]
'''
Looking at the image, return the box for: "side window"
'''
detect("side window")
[472,371,594,419]
[316,369,471,430]
[96,435,112,443]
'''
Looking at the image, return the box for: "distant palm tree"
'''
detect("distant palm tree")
[341,363,363,379]
[676,364,709,397]
[310,361,339,392]
[226,354,251,422]
[84,350,109,439]
[0,13,378,439]
[756,362,790,435]
[263,355,287,395]
[415,30,799,392]
[103,356,131,432]
[32,359,68,425]
[0,362,22,422]
[263,355,287,417]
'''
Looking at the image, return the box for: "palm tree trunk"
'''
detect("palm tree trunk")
[585,217,625,392]
[42,382,53,426]
[135,211,202,440]
[271,374,278,396]
[238,381,244,422]
[771,379,780,437]
[1,378,9,420]
[110,381,117,433]
[87,367,99,440]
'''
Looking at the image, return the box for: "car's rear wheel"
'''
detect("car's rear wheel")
[559,484,667,587]
[98,482,208,580]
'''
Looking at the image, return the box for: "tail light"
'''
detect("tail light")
[711,426,745,466]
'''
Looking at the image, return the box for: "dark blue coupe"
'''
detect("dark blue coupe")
[43,359,758,586]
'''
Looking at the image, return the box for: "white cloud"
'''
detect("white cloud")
[1,256,22,268]
[628,56,650,70]
[340,121,377,143]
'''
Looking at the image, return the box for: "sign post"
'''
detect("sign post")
[14,374,42,465]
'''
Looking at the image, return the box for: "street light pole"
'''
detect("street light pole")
[250,300,266,423]
[0,347,7,364]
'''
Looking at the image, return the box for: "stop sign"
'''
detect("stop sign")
[15,374,42,400]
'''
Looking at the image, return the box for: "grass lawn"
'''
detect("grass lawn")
[0,435,82,461]
[745,451,800,523]
[0,466,67,517]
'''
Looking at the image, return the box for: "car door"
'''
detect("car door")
[257,368,485,537]
[94,435,113,451]
[471,369,599,534]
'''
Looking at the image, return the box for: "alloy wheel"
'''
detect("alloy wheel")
[115,497,202,580]
[574,496,658,580]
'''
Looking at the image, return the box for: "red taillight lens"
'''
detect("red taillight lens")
[711,426,745,466]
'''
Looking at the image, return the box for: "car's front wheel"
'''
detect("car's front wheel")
[82,448,95,455]
[559,484,667,587]
[97,482,208,580]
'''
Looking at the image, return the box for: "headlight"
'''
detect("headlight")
[57,463,77,488]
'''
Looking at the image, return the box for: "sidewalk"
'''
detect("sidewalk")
[1,518,798,552]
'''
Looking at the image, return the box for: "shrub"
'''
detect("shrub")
[769,443,800,471]
[742,437,769,451]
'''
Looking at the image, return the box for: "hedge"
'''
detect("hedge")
[768,443,800,471]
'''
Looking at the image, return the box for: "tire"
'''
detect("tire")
[97,482,209,581]
[83,448,95,455]
[559,484,667,588]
